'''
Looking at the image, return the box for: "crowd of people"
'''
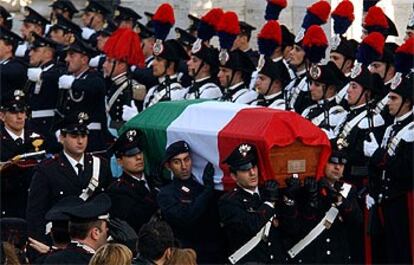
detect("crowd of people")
[0,0,413,264]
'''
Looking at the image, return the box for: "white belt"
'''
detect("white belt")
[31,109,55,118]
[87,123,102,130]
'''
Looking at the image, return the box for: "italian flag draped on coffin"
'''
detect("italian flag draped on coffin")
[121,100,331,190]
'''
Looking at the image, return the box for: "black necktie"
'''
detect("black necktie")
[15,138,23,146]
[76,163,84,180]
[253,193,261,203]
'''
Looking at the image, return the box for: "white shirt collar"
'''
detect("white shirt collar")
[71,240,96,254]
[272,56,283,63]
[5,127,24,142]
[350,103,367,110]
[395,110,413,123]
[296,68,306,77]
[75,68,88,79]
[64,151,84,173]
[241,186,260,196]
[195,76,211,83]
[264,90,282,100]
[229,81,244,91]
[158,74,178,83]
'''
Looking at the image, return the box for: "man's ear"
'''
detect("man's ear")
[0,112,5,122]
[230,172,237,182]
[90,227,100,241]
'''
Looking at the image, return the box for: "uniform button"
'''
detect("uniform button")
[326,250,331,255]
[117,99,120,102]
[298,259,302,263]
[66,107,70,110]
[116,106,120,109]
[67,96,70,99]
[386,178,391,181]
[270,255,274,260]
[326,238,330,243]
[268,242,271,246]
[59,191,63,195]
[385,186,389,190]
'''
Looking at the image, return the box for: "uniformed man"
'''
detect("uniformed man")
[26,33,65,153]
[218,143,289,264]
[292,150,362,264]
[217,49,257,104]
[301,62,348,139]
[369,43,399,118]
[113,5,142,29]
[130,22,158,88]
[48,14,82,47]
[232,21,260,66]
[100,28,146,131]
[143,39,189,109]
[16,7,49,60]
[185,41,222,99]
[364,74,413,264]
[26,111,112,243]
[0,5,13,30]
[80,0,111,46]
[89,19,117,72]
[251,57,290,109]
[0,27,27,102]
[157,140,226,264]
[0,90,46,218]
[43,193,111,265]
[107,129,159,234]
[331,38,358,108]
[57,37,107,152]
[49,0,78,21]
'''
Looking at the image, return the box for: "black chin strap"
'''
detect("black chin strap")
[395,97,406,117]
[355,88,367,106]
[264,79,275,96]
[108,60,117,78]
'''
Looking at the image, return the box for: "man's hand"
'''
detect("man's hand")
[262,180,279,203]
[122,100,139,121]
[28,237,50,254]
[284,174,301,199]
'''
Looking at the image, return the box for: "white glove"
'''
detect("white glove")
[365,194,375,210]
[27,67,42,82]
[15,43,28,57]
[122,100,139,121]
[58,75,75,89]
[81,27,96,40]
[321,128,336,139]
[89,55,100,68]
[363,132,379,157]
[130,65,137,72]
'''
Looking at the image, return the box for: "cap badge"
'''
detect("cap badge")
[126,130,137,142]
[390,72,402,90]
[153,39,164,56]
[114,9,120,17]
[191,38,202,53]
[78,112,89,123]
[350,63,362,79]
[238,144,251,157]
[219,49,229,65]
[257,55,265,72]
[310,64,322,80]
[331,34,341,50]
[14,90,25,100]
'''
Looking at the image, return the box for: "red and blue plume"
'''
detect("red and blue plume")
[301,1,331,30]
[395,37,414,74]
[152,3,175,40]
[302,25,328,63]
[332,0,354,35]
[103,28,145,67]
[217,11,240,50]
[356,32,385,66]
[257,20,282,56]
[363,0,380,13]
[364,6,388,30]
[197,8,224,41]
[264,0,287,21]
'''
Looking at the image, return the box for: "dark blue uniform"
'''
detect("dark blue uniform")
[27,61,66,152]
[0,125,46,218]
[219,187,291,264]
[56,68,108,152]
[0,58,27,102]
[26,152,112,242]
[108,172,159,234]
[157,176,226,264]
[43,242,94,265]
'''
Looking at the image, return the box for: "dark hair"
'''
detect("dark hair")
[137,221,175,261]
[69,220,103,240]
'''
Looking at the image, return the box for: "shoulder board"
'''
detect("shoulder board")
[358,114,385,129]
[401,122,414,143]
